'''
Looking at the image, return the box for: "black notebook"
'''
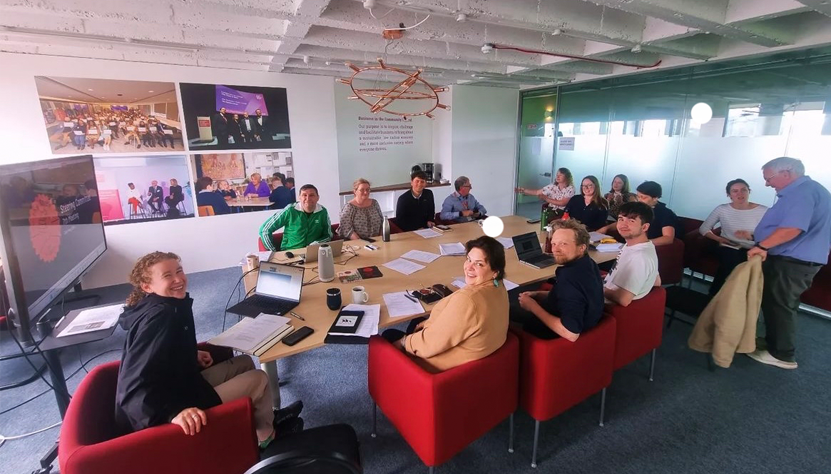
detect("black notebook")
[327,309,364,335]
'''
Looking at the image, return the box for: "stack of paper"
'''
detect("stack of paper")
[56,304,123,338]
[383,292,425,318]
[208,314,294,356]
[496,237,514,249]
[451,277,520,291]
[414,228,443,239]
[383,258,426,275]
[400,249,441,263]
[329,304,380,337]
[439,242,466,256]
[596,242,623,252]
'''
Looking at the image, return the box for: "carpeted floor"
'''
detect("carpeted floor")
[1,267,829,474]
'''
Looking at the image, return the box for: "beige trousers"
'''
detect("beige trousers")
[201,355,274,441]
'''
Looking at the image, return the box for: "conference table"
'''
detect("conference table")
[240,215,618,406]
[228,196,273,207]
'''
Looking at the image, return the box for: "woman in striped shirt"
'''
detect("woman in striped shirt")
[699,178,768,296]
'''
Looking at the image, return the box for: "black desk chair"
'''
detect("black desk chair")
[247,424,362,474]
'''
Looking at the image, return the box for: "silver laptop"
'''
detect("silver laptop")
[303,240,344,263]
[226,262,304,317]
[512,232,557,269]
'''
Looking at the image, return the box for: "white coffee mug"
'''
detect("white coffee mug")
[351,286,369,304]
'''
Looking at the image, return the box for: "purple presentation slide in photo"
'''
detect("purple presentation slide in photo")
[215,85,270,116]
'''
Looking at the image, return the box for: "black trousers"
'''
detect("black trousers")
[508,285,561,340]
[709,246,748,296]
[761,256,821,362]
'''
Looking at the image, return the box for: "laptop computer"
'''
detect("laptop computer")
[512,232,557,269]
[226,262,305,317]
[303,240,344,263]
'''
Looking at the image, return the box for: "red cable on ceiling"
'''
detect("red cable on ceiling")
[490,44,662,69]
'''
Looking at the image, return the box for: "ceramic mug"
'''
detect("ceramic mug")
[351,286,369,304]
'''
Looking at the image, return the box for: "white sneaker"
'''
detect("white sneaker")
[746,350,798,370]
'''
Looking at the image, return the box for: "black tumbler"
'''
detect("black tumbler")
[326,288,342,310]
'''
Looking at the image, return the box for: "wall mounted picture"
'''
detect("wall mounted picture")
[190,152,295,216]
[93,155,195,225]
[179,82,291,151]
[35,77,185,155]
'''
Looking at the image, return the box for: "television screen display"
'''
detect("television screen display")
[0,155,107,329]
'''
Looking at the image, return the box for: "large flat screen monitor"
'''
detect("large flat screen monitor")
[0,155,107,343]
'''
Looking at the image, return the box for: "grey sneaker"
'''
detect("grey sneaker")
[746,350,797,370]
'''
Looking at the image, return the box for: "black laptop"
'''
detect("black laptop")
[227,262,304,317]
[512,232,557,269]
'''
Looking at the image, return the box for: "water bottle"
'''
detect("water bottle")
[382,216,391,242]
[540,207,549,231]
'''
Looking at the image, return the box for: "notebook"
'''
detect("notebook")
[226,262,304,317]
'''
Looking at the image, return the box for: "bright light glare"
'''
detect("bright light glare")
[482,216,504,237]
[691,102,713,124]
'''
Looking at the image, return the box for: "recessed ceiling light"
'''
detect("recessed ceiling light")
[88,88,93,91]
[148,90,154,93]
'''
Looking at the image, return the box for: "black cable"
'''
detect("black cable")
[6,325,57,394]
[223,267,259,331]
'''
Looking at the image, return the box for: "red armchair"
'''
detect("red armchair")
[367,333,519,471]
[800,252,831,311]
[655,238,685,286]
[512,316,616,468]
[605,286,667,380]
[59,345,259,474]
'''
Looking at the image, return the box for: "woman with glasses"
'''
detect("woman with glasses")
[563,175,609,231]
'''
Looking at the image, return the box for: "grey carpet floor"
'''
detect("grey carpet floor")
[1,268,830,474]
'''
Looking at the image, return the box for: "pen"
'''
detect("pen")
[289,311,306,321]
[403,292,418,303]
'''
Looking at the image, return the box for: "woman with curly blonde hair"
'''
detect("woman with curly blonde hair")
[115,251,302,449]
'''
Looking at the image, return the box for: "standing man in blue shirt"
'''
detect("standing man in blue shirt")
[440,176,488,223]
[747,157,831,369]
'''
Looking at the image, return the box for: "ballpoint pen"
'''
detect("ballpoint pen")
[403,292,418,303]
[289,311,306,321]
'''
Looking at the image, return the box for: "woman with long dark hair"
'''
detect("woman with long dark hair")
[563,175,609,231]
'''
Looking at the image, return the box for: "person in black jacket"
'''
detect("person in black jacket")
[212,107,229,146]
[164,178,184,217]
[395,170,435,232]
[229,114,243,145]
[115,252,302,449]
[147,180,164,213]
[195,176,231,215]
[563,175,609,231]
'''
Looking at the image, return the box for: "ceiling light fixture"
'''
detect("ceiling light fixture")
[552,29,562,36]
[303,55,310,64]
[483,43,661,68]
[631,44,642,53]
[691,102,713,124]
[456,13,467,22]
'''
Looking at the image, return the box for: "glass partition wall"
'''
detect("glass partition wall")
[516,48,831,220]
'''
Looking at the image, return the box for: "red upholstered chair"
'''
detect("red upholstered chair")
[367,333,519,472]
[605,286,667,380]
[386,218,405,234]
[59,345,259,474]
[655,238,685,286]
[800,252,831,312]
[512,316,616,468]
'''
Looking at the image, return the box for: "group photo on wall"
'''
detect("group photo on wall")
[190,151,295,216]
[35,77,186,155]
[179,82,292,151]
[92,155,195,225]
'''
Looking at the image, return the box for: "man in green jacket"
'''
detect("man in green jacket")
[259,184,332,251]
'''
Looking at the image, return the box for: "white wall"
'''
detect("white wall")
[449,85,519,218]
[0,52,340,289]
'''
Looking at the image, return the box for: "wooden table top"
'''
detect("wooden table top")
[227,197,273,207]
[244,216,617,362]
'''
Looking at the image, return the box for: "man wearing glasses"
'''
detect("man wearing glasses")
[440,176,488,223]
[746,157,831,370]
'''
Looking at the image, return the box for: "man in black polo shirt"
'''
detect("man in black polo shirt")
[395,170,435,232]
[596,180,678,246]
[510,219,604,341]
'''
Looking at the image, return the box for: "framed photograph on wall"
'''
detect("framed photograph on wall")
[35,77,185,155]
[179,83,292,151]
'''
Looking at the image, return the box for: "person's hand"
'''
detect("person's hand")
[427,221,436,228]
[747,246,767,261]
[196,350,213,369]
[515,187,525,194]
[518,292,540,312]
[172,407,207,435]
[461,210,474,217]
[734,230,753,240]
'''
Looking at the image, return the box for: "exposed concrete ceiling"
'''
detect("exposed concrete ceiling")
[2,0,831,88]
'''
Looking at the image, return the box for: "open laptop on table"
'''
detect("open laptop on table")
[512,232,557,269]
[227,262,304,317]
[303,239,344,263]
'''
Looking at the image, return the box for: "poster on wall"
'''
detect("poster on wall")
[92,155,195,225]
[190,152,295,216]
[34,77,186,155]
[179,83,292,151]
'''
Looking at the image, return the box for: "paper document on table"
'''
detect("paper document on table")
[208,314,292,355]
[383,292,425,318]
[56,304,123,337]
[439,242,466,256]
[497,237,514,249]
[329,304,380,337]
[452,277,519,291]
[383,258,425,275]
[596,243,624,252]
[400,250,441,264]
[414,228,443,239]
[589,232,611,242]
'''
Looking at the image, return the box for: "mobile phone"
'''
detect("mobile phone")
[436,224,451,231]
[364,237,376,243]
[283,326,314,346]
[526,218,541,224]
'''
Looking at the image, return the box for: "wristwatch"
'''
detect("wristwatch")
[755,243,769,251]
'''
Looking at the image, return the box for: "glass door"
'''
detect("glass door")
[515,90,558,219]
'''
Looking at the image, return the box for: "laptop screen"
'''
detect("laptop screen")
[512,232,543,260]
[256,262,304,302]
